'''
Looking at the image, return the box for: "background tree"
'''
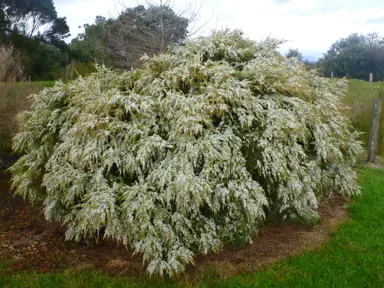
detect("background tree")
[0,0,71,80]
[0,0,62,38]
[286,48,303,61]
[318,33,384,80]
[44,17,71,43]
[70,16,109,65]
[105,4,188,69]
[1,0,201,80]
[71,2,191,70]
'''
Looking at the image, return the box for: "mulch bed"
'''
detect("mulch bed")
[0,172,349,280]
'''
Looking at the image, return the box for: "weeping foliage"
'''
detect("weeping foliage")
[10,30,362,277]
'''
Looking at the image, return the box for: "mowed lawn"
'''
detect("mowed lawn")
[0,166,383,287]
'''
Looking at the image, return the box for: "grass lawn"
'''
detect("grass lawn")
[0,166,383,287]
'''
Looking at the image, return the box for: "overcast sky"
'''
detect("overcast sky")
[54,0,384,59]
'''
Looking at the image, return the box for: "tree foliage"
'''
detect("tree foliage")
[0,0,68,38]
[1,1,188,80]
[319,33,384,81]
[70,16,109,65]
[0,0,71,80]
[286,48,303,61]
[71,4,189,70]
[10,30,362,277]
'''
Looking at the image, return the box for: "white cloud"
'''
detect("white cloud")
[54,0,384,59]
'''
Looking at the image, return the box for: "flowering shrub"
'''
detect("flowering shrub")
[10,30,362,276]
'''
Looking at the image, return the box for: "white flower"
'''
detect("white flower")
[10,29,362,277]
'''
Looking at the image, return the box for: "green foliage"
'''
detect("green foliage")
[44,17,71,42]
[2,2,187,80]
[70,17,108,65]
[10,30,362,277]
[0,0,71,81]
[319,33,384,81]
[63,61,97,81]
[286,48,303,61]
[71,5,189,70]
[9,29,72,80]
[33,81,56,88]
[72,62,96,77]
[0,0,66,38]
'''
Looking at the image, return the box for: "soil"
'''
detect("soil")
[0,171,350,281]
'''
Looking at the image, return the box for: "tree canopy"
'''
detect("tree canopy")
[0,0,71,80]
[10,30,362,277]
[286,48,303,61]
[1,1,189,80]
[0,0,67,38]
[71,4,189,70]
[318,33,384,81]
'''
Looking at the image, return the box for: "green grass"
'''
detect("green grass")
[345,79,384,154]
[345,79,384,106]
[1,166,384,287]
[205,166,384,287]
[31,81,55,88]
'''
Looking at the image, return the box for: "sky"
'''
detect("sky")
[54,0,384,60]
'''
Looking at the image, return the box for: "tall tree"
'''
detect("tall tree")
[70,16,109,65]
[0,0,71,80]
[318,33,384,80]
[0,0,61,37]
[105,4,188,69]
[71,3,189,70]
[44,17,70,42]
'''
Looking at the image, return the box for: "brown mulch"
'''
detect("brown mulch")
[186,193,349,281]
[0,172,349,280]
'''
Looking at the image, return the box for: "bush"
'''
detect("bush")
[10,30,362,276]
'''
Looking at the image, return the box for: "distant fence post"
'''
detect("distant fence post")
[369,73,373,82]
[368,98,382,163]
[331,72,334,79]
